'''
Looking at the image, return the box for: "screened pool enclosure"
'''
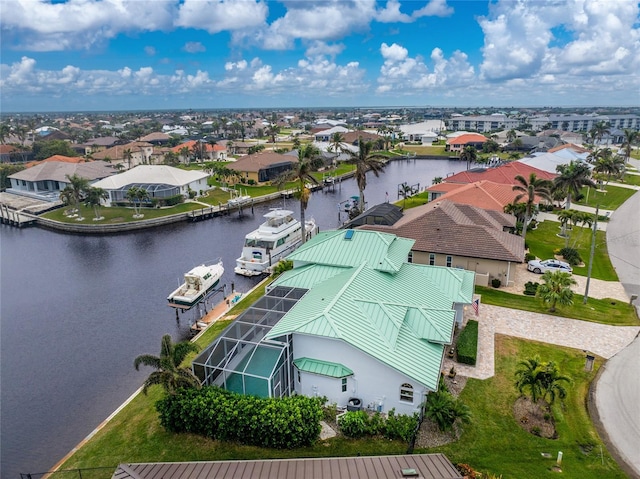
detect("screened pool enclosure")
[192,286,308,398]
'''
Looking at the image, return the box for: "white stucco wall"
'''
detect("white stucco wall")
[293,334,432,416]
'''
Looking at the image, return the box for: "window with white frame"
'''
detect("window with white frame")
[446,255,453,267]
[400,383,414,402]
[341,377,347,392]
[429,253,435,266]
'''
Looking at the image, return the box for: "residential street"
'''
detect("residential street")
[594,160,640,479]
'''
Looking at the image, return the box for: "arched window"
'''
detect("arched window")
[400,383,414,402]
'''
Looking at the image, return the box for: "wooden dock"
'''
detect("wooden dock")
[0,204,37,227]
[190,292,243,335]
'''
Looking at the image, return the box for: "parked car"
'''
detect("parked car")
[527,259,573,274]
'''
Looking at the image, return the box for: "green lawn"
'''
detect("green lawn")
[616,173,640,186]
[575,185,636,210]
[42,202,199,224]
[403,145,452,156]
[527,220,618,281]
[424,336,627,479]
[475,286,638,326]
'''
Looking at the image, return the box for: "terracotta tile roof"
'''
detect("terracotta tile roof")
[439,162,556,185]
[0,145,19,154]
[361,199,523,262]
[342,131,380,143]
[25,155,85,168]
[446,133,487,145]
[170,140,225,153]
[231,151,296,172]
[431,180,546,211]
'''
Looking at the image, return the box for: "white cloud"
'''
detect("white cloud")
[376,0,413,23]
[1,0,176,51]
[376,43,475,94]
[412,0,454,18]
[244,0,378,50]
[305,41,345,59]
[176,0,267,33]
[144,46,156,56]
[479,0,640,82]
[183,42,206,53]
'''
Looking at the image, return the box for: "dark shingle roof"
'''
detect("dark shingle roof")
[361,200,524,262]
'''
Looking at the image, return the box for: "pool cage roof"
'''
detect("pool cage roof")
[192,286,308,398]
[107,182,177,195]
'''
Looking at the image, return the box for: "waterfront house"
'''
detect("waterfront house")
[445,133,487,152]
[193,229,474,415]
[426,180,539,211]
[229,151,297,184]
[91,164,210,206]
[7,159,115,201]
[91,141,155,169]
[359,200,524,287]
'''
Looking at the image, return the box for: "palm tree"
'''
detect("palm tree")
[621,128,638,172]
[459,145,477,171]
[553,161,596,210]
[127,186,150,218]
[539,361,570,404]
[179,146,191,164]
[274,143,320,243]
[425,390,471,432]
[506,129,517,143]
[591,121,610,145]
[328,132,347,163]
[84,186,108,221]
[536,270,577,313]
[64,173,89,218]
[346,138,387,214]
[0,123,10,145]
[133,334,200,395]
[399,182,413,209]
[512,173,553,241]
[266,123,280,143]
[123,148,133,170]
[515,357,545,403]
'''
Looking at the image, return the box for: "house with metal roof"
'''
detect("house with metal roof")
[193,229,474,415]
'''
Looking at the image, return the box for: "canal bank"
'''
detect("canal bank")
[1,158,468,479]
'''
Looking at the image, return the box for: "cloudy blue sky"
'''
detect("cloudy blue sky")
[1,0,639,112]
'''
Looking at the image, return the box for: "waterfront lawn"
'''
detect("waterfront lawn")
[475,286,638,326]
[424,336,627,479]
[403,145,451,156]
[527,220,618,281]
[575,185,636,210]
[396,191,430,209]
[42,202,198,223]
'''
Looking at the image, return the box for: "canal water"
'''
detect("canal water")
[0,159,466,478]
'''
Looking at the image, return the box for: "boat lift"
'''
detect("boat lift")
[174,282,229,325]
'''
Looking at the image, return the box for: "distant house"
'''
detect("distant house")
[91,165,210,206]
[435,162,556,192]
[445,133,487,152]
[81,136,121,155]
[138,132,172,145]
[91,141,155,169]
[360,200,524,287]
[0,145,33,163]
[397,120,444,144]
[171,140,228,163]
[230,152,297,184]
[517,152,590,174]
[193,229,474,415]
[313,126,350,142]
[8,160,115,201]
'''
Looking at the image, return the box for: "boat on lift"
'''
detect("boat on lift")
[234,209,319,277]
[167,260,224,309]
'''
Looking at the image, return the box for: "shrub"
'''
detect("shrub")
[163,194,184,206]
[384,409,419,442]
[491,278,501,288]
[457,320,478,365]
[338,410,370,438]
[523,281,539,296]
[156,387,323,448]
[524,252,536,262]
[559,247,582,265]
[247,179,256,185]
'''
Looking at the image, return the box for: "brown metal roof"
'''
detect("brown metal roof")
[112,454,462,479]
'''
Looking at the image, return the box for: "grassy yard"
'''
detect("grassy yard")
[527,220,618,281]
[425,335,626,479]
[616,173,640,186]
[575,185,636,210]
[42,202,199,224]
[403,145,452,156]
[475,286,638,326]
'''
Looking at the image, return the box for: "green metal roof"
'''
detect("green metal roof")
[266,229,476,391]
[293,357,354,378]
[287,229,413,274]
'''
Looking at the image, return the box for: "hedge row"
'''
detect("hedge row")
[156,387,323,449]
[456,320,479,366]
[337,409,419,443]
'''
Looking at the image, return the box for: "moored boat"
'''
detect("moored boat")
[167,260,224,309]
[234,209,319,276]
